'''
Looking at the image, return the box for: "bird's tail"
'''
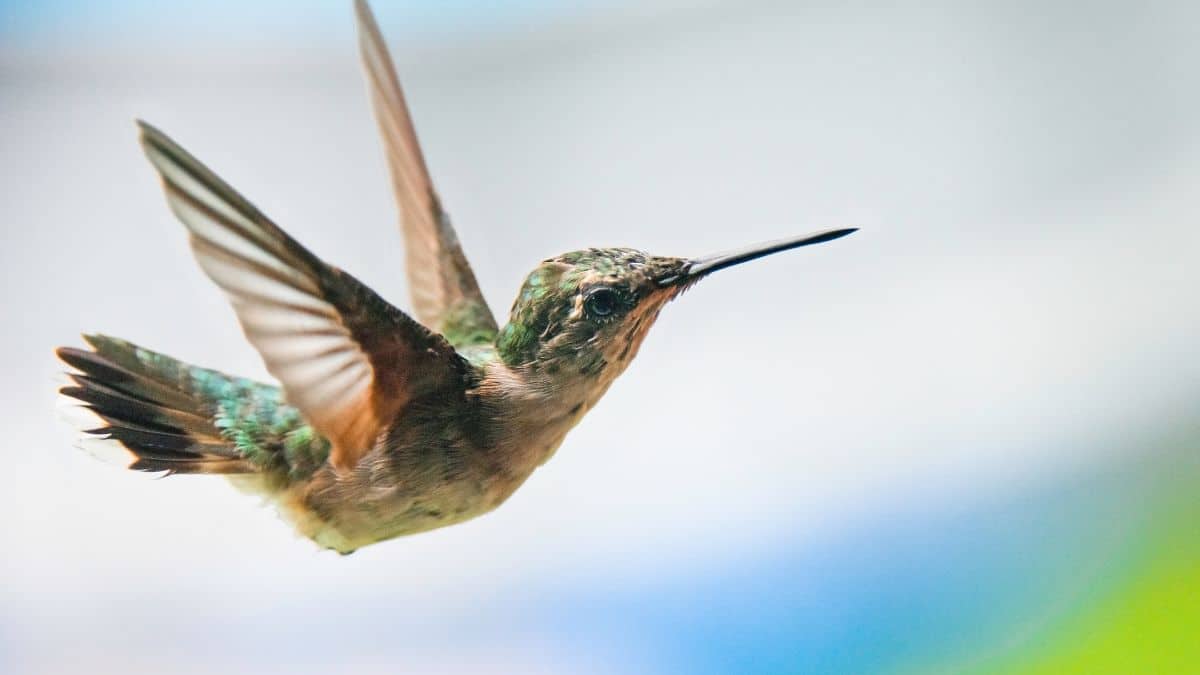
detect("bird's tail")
[56,334,328,479]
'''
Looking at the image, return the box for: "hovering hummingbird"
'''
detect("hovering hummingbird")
[56,0,855,554]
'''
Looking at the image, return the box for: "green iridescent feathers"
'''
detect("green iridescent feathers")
[497,249,685,366]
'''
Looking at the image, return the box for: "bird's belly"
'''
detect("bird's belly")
[312,500,482,553]
[268,411,577,553]
[277,459,528,554]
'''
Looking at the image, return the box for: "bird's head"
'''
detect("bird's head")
[496,228,856,385]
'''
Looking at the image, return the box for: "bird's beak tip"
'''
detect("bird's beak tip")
[657,227,857,286]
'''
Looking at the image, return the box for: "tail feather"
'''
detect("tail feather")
[57,334,329,479]
[60,373,222,442]
[58,344,198,413]
[57,335,259,474]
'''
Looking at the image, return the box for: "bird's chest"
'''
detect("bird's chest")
[281,411,492,546]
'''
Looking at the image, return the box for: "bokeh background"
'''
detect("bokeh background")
[2,1,1198,673]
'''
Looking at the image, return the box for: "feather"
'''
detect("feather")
[137,121,474,471]
[354,0,498,345]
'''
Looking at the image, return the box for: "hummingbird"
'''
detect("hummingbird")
[56,0,855,554]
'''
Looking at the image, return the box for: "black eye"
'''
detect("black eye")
[584,288,619,318]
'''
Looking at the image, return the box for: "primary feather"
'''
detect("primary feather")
[354,0,498,346]
[138,121,472,471]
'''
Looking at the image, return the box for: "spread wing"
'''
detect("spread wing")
[354,0,498,346]
[138,121,472,471]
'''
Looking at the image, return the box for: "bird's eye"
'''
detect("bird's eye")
[584,288,619,319]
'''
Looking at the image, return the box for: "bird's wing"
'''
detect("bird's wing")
[354,0,498,347]
[139,121,473,471]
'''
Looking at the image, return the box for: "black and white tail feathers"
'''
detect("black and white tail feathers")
[57,335,256,475]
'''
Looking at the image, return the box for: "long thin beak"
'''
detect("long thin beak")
[657,228,857,286]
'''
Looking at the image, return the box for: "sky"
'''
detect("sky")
[2,1,1198,673]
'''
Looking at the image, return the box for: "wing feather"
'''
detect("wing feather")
[138,121,471,470]
[354,0,498,345]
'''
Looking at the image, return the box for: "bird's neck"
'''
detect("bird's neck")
[471,346,621,474]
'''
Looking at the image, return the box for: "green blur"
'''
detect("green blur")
[976,449,1200,674]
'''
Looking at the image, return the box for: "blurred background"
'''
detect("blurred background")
[2,0,1198,673]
